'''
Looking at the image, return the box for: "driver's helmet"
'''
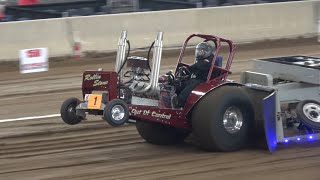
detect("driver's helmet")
[195,42,214,61]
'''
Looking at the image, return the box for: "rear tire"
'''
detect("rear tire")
[192,86,254,152]
[135,120,190,145]
[296,100,320,130]
[60,97,82,125]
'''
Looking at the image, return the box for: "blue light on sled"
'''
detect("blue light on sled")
[282,134,319,144]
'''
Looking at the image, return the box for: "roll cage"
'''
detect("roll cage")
[175,34,236,82]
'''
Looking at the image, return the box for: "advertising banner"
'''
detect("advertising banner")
[19,48,48,74]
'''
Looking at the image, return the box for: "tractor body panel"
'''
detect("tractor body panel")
[82,70,118,100]
[129,105,188,129]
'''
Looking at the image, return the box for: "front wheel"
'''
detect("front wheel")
[103,99,129,127]
[60,97,82,125]
[192,86,254,152]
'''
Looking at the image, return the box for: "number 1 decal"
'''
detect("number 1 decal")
[94,96,98,105]
[88,94,102,109]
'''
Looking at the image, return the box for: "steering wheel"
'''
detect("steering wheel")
[176,66,191,80]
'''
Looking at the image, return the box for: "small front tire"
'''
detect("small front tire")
[103,99,129,127]
[60,97,82,125]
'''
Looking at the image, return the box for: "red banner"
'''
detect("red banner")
[0,5,4,20]
[18,0,40,6]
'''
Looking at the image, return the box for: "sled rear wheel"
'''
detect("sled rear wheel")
[296,100,320,130]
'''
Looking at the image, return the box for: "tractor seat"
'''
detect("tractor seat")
[215,55,223,67]
[210,55,223,79]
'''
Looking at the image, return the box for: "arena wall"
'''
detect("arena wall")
[0,0,317,60]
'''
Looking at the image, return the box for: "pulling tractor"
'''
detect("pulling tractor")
[61,31,320,152]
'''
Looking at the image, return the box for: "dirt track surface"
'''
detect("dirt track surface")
[0,38,320,180]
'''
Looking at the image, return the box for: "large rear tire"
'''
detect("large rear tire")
[192,86,254,152]
[135,120,190,145]
[60,97,82,125]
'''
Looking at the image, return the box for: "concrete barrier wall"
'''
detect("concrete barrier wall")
[0,0,318,60]
[198,2,316,41]
[70,8,199,52]
[0,18,72,60]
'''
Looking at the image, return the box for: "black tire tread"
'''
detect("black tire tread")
[135,120,190,145]
[60,97,82,125]
[191,85,254,152]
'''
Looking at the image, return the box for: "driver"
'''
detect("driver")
[175,42,215,107]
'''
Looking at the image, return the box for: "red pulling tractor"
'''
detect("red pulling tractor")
[61,31,320,152]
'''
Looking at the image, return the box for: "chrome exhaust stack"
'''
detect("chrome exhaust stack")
[150,31,163,94]
[135,32,163,96]
[115,30,128,77]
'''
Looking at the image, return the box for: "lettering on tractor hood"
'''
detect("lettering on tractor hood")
[84,74,101,81]
[84,74,108,87]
